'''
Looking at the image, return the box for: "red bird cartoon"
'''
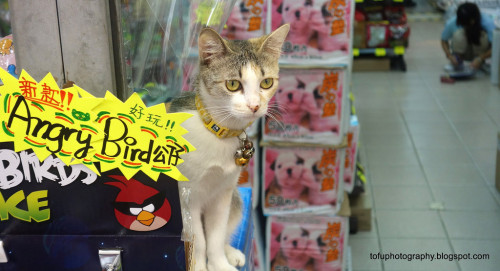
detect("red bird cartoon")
[105,175,171,231]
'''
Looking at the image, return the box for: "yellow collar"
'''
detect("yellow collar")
[195,94,251,138]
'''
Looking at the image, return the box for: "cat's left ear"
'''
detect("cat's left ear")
[259,24,290,58]
[198,28,231,65]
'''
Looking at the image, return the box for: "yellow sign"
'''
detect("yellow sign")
[0,69,194,181]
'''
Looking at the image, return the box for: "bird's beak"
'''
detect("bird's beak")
[137,210,155,226]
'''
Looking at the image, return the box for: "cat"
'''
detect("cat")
[167,25,289,271]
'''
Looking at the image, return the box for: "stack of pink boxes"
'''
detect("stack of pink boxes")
[221,1,359,270]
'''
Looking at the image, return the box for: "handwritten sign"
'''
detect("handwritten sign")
[0,69,194,181]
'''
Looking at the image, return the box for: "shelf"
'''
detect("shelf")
[353,46,405,57]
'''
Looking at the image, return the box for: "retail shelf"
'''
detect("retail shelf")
[353,46,405,57]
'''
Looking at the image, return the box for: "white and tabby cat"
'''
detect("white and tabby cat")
[168,25,289,271]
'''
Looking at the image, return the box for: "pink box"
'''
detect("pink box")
[271,0,353,65]
[343,115,359,193]
[262,146,345,215]
[263,67,348,145]
[221,0,267,40]
[267,215,348,271]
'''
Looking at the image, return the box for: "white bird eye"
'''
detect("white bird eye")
[130,207,141,216]
[143,203,155,213]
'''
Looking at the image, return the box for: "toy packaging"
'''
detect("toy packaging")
[263,67,348,146]
[270,0,353,65]
[262,146,345,215]
[238,138,260,209]
[267,215,348,271]
[343,115,359,193]
[221,0,267,40]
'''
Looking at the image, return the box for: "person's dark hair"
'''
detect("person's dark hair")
[456,2,482,45]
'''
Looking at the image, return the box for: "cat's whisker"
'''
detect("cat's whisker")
[266,111,287,134]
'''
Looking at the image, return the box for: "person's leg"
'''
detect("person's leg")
[451,28,474,62]
[472,31,489,58]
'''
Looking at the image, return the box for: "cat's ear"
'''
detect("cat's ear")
[259,24,290,58]
[198,28,231,65]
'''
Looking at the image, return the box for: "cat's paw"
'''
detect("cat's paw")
[207,261,238,271]
[225,245,245,267]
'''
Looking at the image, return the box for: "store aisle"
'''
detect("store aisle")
[349,21,500,271]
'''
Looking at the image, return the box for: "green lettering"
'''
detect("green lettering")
[0,190,30,222]
[27,190,50,222]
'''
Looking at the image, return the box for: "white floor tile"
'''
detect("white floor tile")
[441,211,500,239]
[431,186,499,211]
[373,186,433,210]
[451,239,500,271]
[376,210,446,238]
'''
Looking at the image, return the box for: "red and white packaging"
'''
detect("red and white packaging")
[263,67,348,146]
[343,115,359,193]
[221,0,267,40]
[267,215,348,271]
[262,146,345,215]
[238,138,260,209]
[270,0,353,65]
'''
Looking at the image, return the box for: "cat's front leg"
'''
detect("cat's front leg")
[190,206,208,271]
[204,188,238,271]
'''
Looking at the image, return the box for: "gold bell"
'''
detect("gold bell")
[235,157,249,167]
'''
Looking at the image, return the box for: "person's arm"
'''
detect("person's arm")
[441,40,458,66]
[471,47,491,69]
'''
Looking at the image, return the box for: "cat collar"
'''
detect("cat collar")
[195,94,252,139]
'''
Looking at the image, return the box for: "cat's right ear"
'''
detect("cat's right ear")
[259,24,290,58]
[198,28,230,65]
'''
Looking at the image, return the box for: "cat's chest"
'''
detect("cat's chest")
[177,110,242,183]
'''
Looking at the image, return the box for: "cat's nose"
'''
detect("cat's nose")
[248,104,260,113]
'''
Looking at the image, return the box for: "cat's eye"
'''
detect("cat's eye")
[226,80,241,92]
[260,78,273,89]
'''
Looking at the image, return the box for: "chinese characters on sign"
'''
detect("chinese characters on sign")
[0,69,194,181]
[318,149,337,191]
[328,0,346,36]
[320,71,339,118]
[246,0,264,31]
[323,221,341,262]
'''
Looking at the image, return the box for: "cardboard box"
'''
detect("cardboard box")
[221,0,267,40]
[262,146,345,216]
[349,192,372,231]
[262,67,349,146]
[353,58,390,72]
[267,215,349,271]
[271,0,353,65]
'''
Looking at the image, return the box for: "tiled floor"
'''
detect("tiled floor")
[349,20,500,271]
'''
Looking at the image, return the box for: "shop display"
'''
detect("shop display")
[267,215,348,271]
[221,0,267,40]
[263,67,348,146]
[262,146,345,215]
[0,34,14,71]
[271,0,353,65]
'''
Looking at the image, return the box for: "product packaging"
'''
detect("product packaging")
[262,146,345,215]
[343,115,359,193]
[262,67,348,146]
[267,215,348,271]
[221,0,267,40]
[270,0,353,65]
